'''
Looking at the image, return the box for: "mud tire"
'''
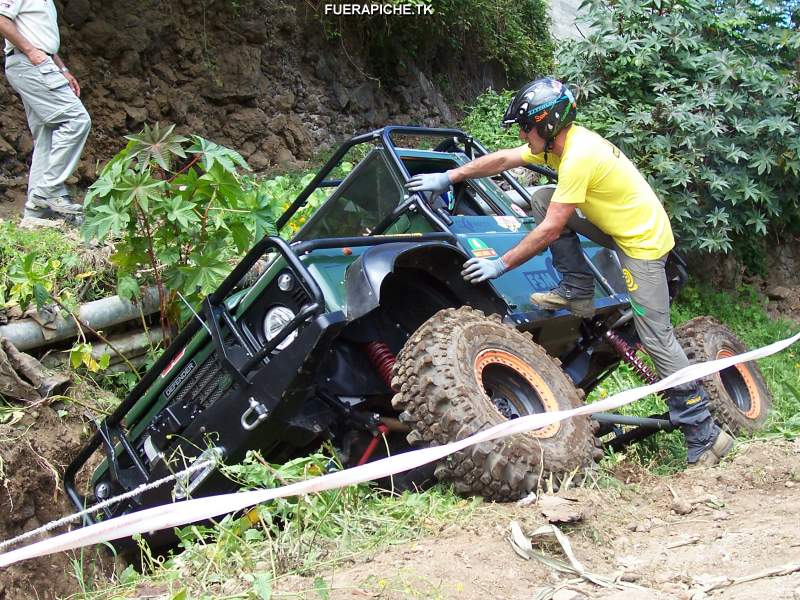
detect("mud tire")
[676,316,772,434]
[391,306,597,501]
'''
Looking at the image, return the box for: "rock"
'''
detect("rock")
[786,481,795,488]
[248,150,270,171]
[315,55,334,81]
[275,147,296,167]
[116,50,143,75]
[601,591,660,600]
[113,77,142,103]
[19,216,64,229]
[333,81,350,109]
[203,46,262,102]
[538,494,585,524]
[275,91,295,111]
[767,285,792,300]
[62,0,91,28]
[81,20,119,56]
[239,19,269,44]
[124,105,149,127]
[0,134,14,155]
[350,82,375,112]
[671,498,694,515]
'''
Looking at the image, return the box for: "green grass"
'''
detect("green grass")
[589,283,800,474]
[0,220,117,309]
[65,451,476,599]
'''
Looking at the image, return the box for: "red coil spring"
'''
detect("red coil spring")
[364,341,396,388]
[605,329,658,385]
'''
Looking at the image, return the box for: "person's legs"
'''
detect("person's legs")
[616,252,730,463]
[34,103,91,202]
[4,54,87,215]
[527,186,616,316]
[23,102,53,215]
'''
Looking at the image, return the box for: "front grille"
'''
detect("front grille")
[172,352,229,412]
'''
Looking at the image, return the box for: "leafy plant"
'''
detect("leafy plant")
[82,123,283,332]
[558,0,800,253]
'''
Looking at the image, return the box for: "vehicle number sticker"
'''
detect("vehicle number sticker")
[466,237,497,258]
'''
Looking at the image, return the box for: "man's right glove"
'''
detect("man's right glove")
[405,172,452,194]
[461,257,508,283]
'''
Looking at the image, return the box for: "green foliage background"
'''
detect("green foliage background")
[313,0,554,85]
[559,0,800,253]
[463,0,800,254]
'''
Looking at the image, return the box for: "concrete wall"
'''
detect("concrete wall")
[549,0,584,40]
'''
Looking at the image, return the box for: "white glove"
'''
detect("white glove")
[406,171,452,194]
[461,257,508,283]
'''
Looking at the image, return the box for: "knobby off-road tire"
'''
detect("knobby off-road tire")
[390,306,598,501]
[676,316,772,434]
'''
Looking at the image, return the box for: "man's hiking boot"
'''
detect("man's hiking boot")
[24,198,83,225]
[687,429,734,469]
[28,195,83,215]
[530,289,595,318]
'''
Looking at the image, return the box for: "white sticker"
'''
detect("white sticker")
[494,216,522,233]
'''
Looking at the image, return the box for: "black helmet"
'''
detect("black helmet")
[501,78,577,141]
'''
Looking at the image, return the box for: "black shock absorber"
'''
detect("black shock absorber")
[604,329,658,385]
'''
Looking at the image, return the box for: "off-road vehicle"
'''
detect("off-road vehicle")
[66,127,772,549]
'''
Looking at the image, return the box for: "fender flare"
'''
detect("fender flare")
[344,241,507,320]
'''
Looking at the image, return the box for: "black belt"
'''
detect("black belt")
[6,49,53,57]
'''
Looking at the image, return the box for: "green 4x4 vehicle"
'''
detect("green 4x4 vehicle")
[66,127,771,548]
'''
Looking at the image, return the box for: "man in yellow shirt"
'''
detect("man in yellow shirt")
[406,77,732,467]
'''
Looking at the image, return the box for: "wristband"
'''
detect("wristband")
[60,67,69,74]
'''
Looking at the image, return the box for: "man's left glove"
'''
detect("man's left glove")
[461,257,508,283]
[406,172,452,194]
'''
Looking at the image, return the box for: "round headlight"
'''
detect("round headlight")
[263,305,298,350]
[277,273,295,292]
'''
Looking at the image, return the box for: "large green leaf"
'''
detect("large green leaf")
[188,136,250,173]
[84,200,131,240]
[115,169,165,212]
[182,253,230,295]
[125,122,188,171]
[165,197,201,229]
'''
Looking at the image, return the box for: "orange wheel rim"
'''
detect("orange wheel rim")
[474,349,561,438]
[716,348,761,419]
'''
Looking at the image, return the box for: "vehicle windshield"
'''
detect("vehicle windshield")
[295,150,405,240]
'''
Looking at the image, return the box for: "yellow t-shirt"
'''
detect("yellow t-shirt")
[520,125,674,259]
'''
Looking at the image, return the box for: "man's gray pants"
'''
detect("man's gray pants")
[527,186,717,460]
[4,53,90,204]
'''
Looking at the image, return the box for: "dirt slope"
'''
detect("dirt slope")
[276,438,800,599]
[0,415,798,599]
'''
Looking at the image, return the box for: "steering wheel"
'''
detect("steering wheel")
[433,137,464,154]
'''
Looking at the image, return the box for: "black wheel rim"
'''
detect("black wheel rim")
[720,365,753,414]
[480,364,545,420]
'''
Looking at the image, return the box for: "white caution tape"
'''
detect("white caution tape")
[0,459,215,553]
[1,330,798,568]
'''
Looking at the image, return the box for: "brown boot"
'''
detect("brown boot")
[688,429,734,469]
[530,290,595,318]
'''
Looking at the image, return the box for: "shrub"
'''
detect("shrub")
[82,123,282,331]
[558,0,800,252]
